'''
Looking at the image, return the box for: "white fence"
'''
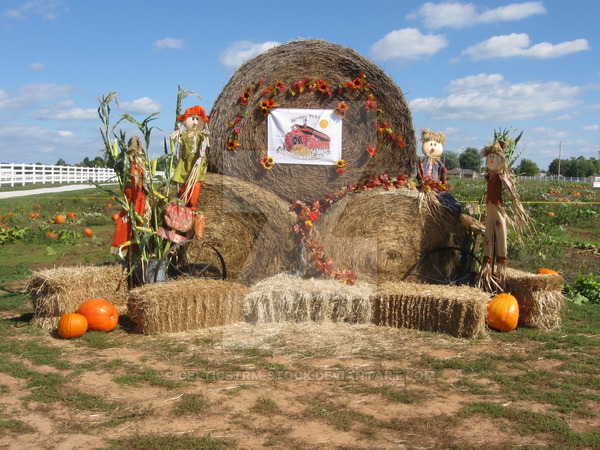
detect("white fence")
[0,163,116,187]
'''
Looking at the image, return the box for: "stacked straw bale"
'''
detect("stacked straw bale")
[244,273,374,324]
[28,265,127,329]
[306,188,469,284]
[208,39,416,203]
[128,278,250,334]
[503,268,565,330]
[373,282,490,338]
[195,173,300,285]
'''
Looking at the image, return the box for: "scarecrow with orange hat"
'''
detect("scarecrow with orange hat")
[169,105,210,239]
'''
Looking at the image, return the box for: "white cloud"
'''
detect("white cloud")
[370,28,448,62]
[29,62,45,71]
[58,130,74,137]
[408,1,545,29]
[582,124,599,131]
[154,37,185,50]
[463,33,590,60]
[410,73,583,121]
[219,40,280,71]
[4,1,67,20]
[0,83,76,110]
[119,97,162,115]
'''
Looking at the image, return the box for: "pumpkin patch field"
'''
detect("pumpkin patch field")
[0,182,599,449]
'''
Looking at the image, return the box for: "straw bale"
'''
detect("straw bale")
[503,268,565,330]
[127,278,250,334]
[28,265,128,329]
[306,189,470,284]
[244,273,374,324]
[195,173,300,285]
[373,282,489,338]
[208,39,416,203]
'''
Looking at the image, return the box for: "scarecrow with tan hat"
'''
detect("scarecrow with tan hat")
[479,138,529,291]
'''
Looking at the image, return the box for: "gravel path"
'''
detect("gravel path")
[0,183,98,199]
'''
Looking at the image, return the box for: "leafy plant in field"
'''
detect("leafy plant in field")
[564,273,600,305]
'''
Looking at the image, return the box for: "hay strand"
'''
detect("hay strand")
[503,268,565,330]
[208,39,416,203]
[127,278,250,334]
[244,273,374,323]
[373,282,489,338]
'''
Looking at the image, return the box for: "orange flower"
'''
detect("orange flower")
[366,146,376,156]
[240,90,251,104]
[348,77,363,90]
[335,102,348,117]
[335,159,348,174]
[275,81,285,92]
[317,79,329,94]
[260,106,270,116]
[260,156,275,170]
[227,140,240,150]
[365,98,378,111]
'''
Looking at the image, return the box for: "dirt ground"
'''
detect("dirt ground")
[1,316,597,449]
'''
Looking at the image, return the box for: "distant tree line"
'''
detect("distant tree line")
[54,156,109,168]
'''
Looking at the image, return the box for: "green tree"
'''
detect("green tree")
[459,147,482,172]
[548,158,560,175]
[55,158,68,166]
[516,158,539,176]
[443,151,460,170]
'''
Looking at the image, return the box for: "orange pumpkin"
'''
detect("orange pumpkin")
[82,228,93,237]
[67,212,77,219]
[57,313,88,339]
[111,213,119,221]
[487,293,519,332]
[537,268,559,275]
[28,212,36,218]
[54,214,66,224]
[77,299,118,332]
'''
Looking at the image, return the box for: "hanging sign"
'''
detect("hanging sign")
[267,108,342,165]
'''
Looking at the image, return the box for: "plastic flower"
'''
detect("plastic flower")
[335,102,348,117]
[275,81,285,92]
[335,159,348,174]
[260,156,275,170]
[347,77,363,90]
[317,79,330,94]
[227,140,240,150]
[397,135,405,148]
[365,98,378,111]
[366,146,376,156]
[240,90,251,105]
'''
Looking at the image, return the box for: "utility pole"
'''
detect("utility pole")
[557,142,562,178]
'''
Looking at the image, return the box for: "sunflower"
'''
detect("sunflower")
[227,139,240,150]
[240,90,251,104]
[317,79,329,94]
[260,156,275,170]
[335,159,348,174]
[275,81,285,92]
[334,102,348,117]
[260,106,270,116]
[349,77,363,90]
[265,98,276,108]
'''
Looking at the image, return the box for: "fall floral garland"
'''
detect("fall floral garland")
[226,73,406,170]
[291,173,413,284]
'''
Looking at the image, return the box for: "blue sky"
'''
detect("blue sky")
[1,0,598,171]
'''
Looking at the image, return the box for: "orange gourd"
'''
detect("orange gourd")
[82,228,93,237]
[111,213,119,221]
[487,293,519,332]
[57,313,88,339]
[77,299,118,332]
[54,214,66,224]
[537,268,559,275]
[67,212,77,219]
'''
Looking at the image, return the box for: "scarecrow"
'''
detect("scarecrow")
[416,128,462,218]
[479,139,529,291]
[110,136,147,254]
[169,105,210,239]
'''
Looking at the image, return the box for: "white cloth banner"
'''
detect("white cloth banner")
[267,108,342,165]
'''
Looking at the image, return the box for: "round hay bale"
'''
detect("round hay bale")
[304,189,470,285]
[208,39,416,203]
[195,173,300,285]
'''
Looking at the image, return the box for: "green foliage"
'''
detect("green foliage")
[516,158,540,176]
[548,156,600,176]
[458,147,481,172]
[443,150,460,170]
[565,273,600,305]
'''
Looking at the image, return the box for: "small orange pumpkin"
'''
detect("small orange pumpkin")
[487,293,519,332]
[28,212,36,218]
[82,228,93,237]
[537,268,559,275]
[77,299,118,332]
[57,313,88,339]
[54,214,66,224]
[67,212,77,219]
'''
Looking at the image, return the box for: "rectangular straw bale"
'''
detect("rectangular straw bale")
[128,278,250,334]
[244,273,374,324]
[503,268,564,330]
[28,264,128,329]
[373,282,489,338]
